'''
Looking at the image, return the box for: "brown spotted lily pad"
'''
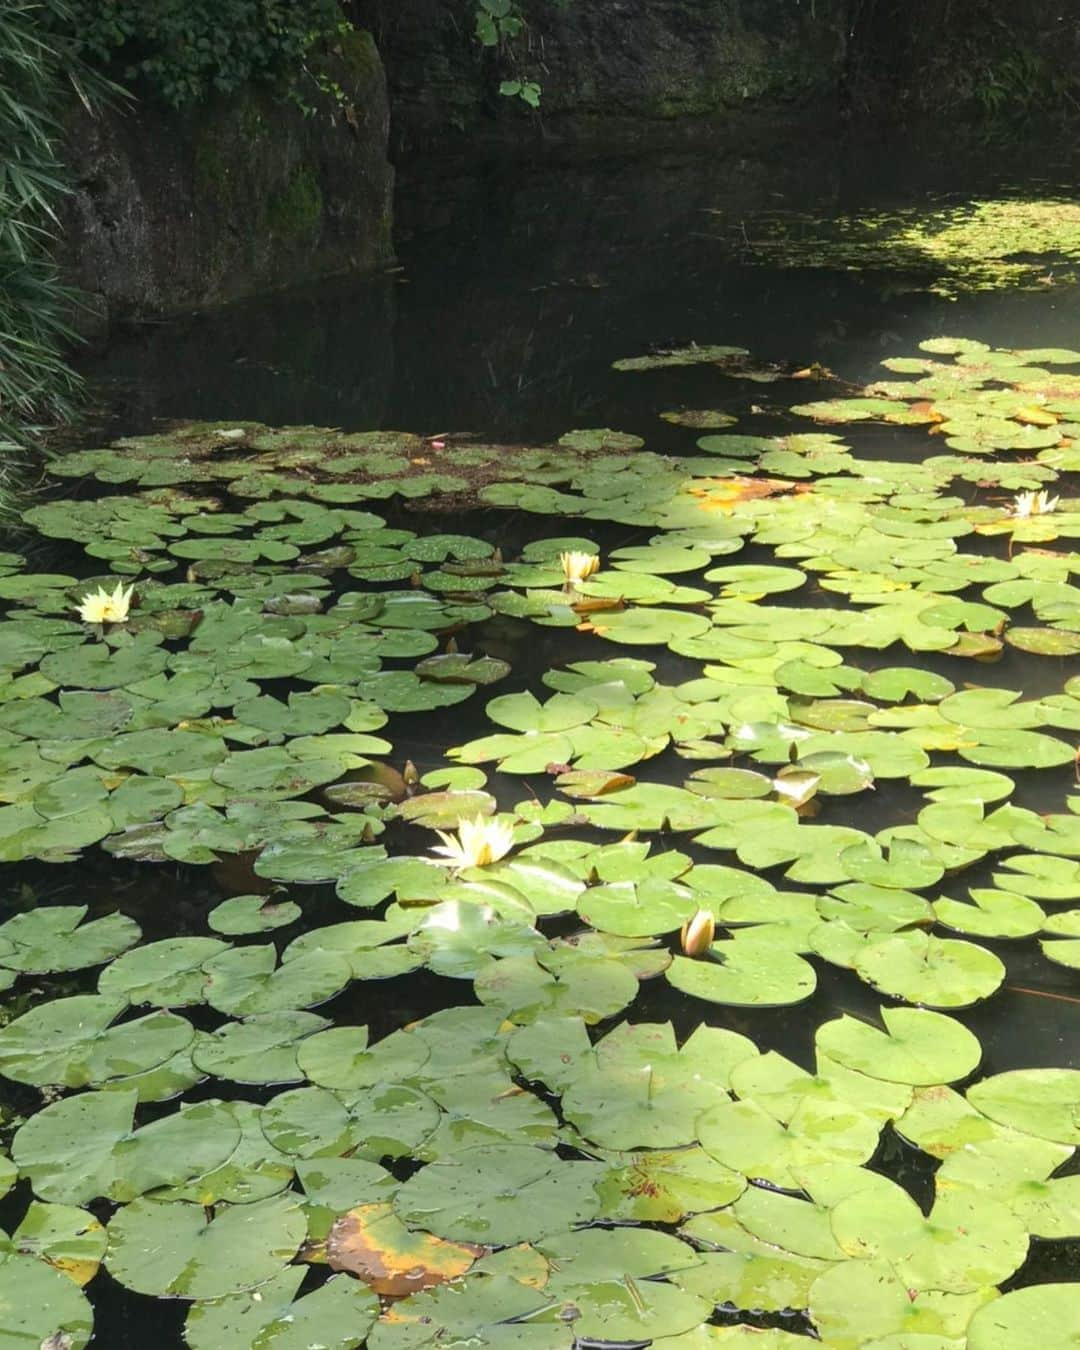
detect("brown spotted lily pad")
[327,1202,484,1296]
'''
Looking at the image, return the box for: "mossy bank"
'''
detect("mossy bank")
[57,30,393,325]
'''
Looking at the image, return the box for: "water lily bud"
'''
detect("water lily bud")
[680,909,715,957]
[403,760,420,787]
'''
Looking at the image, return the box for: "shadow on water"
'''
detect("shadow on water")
[84,127,1080,442]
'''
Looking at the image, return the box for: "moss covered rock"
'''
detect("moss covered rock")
[59,30,393,319]
[367,0,848,148]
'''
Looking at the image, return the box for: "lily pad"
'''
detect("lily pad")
[816,1008,981,1086]
[967,1285,1080,1350]
[296,1026,429,1091]
[186,1267,379,1350]
[208,894,302,934]
[0,995,193,1088]
[698,1096,881,1189]
[560,1022,752,1150]
[968,1070,1080,1144]
[202,945,352,1015]
[326,1203,480,1296]
[98,937,228,1006]
[855,930,1005,1008]
[667,942,817,1007]
[0,1256,94,1349]
[0,906,140,974]
[12,1090,242,1204]
[192,1011,330,1084]
[105,1192,307,1299]
[392,1144,603,1244]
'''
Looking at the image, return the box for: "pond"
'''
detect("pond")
[1,128,1079,1347]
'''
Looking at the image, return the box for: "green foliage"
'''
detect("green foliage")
[850,0,1080,116]
[474,0,525,50]
[58,0,346,110]
[0,331,1078,1340]
[479,0,572,106]
[0,1,87,453]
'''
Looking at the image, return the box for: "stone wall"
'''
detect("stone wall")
[58,31,394,323]
[847,0,1080,113]
[359,0,849,150]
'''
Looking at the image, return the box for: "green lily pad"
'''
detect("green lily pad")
[408,903,544,978]
[473,949,638,1025]
[815,1008,981,1086]
[731,1049,912,1126]
[958,728,1075,769]
[671,1251,828,1322]
[185,1267,379,1350]
[393,1144,603,1244]
[97,936,228,1005]
[560,1022,753,1149]
[3,1199,107,1285]
[596,1146,746,1223]
[840,839,945,890]
[0,995,193,1088]
[0,906,140,974]
[12,1090,241,1204]
[698,1096,881,1189]
[667,941,817,1007]
[485,690,597,734]
[577,877,695,937]
[968,1070,1080,1144]
[202,945,352,1015]
[296,1026,429,1091]
[0,1256,93,1348]
[967,1285,1080,1350]
[265,1083,438,1161]
[831,1181,1028,1292]
[808,1257,996,1348]
[40,636,169,690]
[156,1101,296,1206]
[533,1229,710,1341]
[934,889,1046,939]
[192,1011,330,1084]
[367,1270,571,1350]
[105,1191,307,1299]
[855,930,1005,1008]
[208,894,302,934]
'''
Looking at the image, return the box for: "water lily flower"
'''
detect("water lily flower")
[680,909,716,957]
[433,814,515,870]
[75,580,134,625]
[560,551,600,585]
[1011,489,1060,517]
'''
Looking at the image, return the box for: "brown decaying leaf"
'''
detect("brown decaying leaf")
[327,1202,485,1297]
[686,476,796,514]
[571,596,626,615]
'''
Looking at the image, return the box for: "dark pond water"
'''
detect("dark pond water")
[85,127,1080,444]
[11,123,1080,1344]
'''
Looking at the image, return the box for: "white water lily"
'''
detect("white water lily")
[432,814,515,869]
[679,909,716,957]
[75,580,134,625]
[1011,489,1060,518]
[560,551,600,584]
